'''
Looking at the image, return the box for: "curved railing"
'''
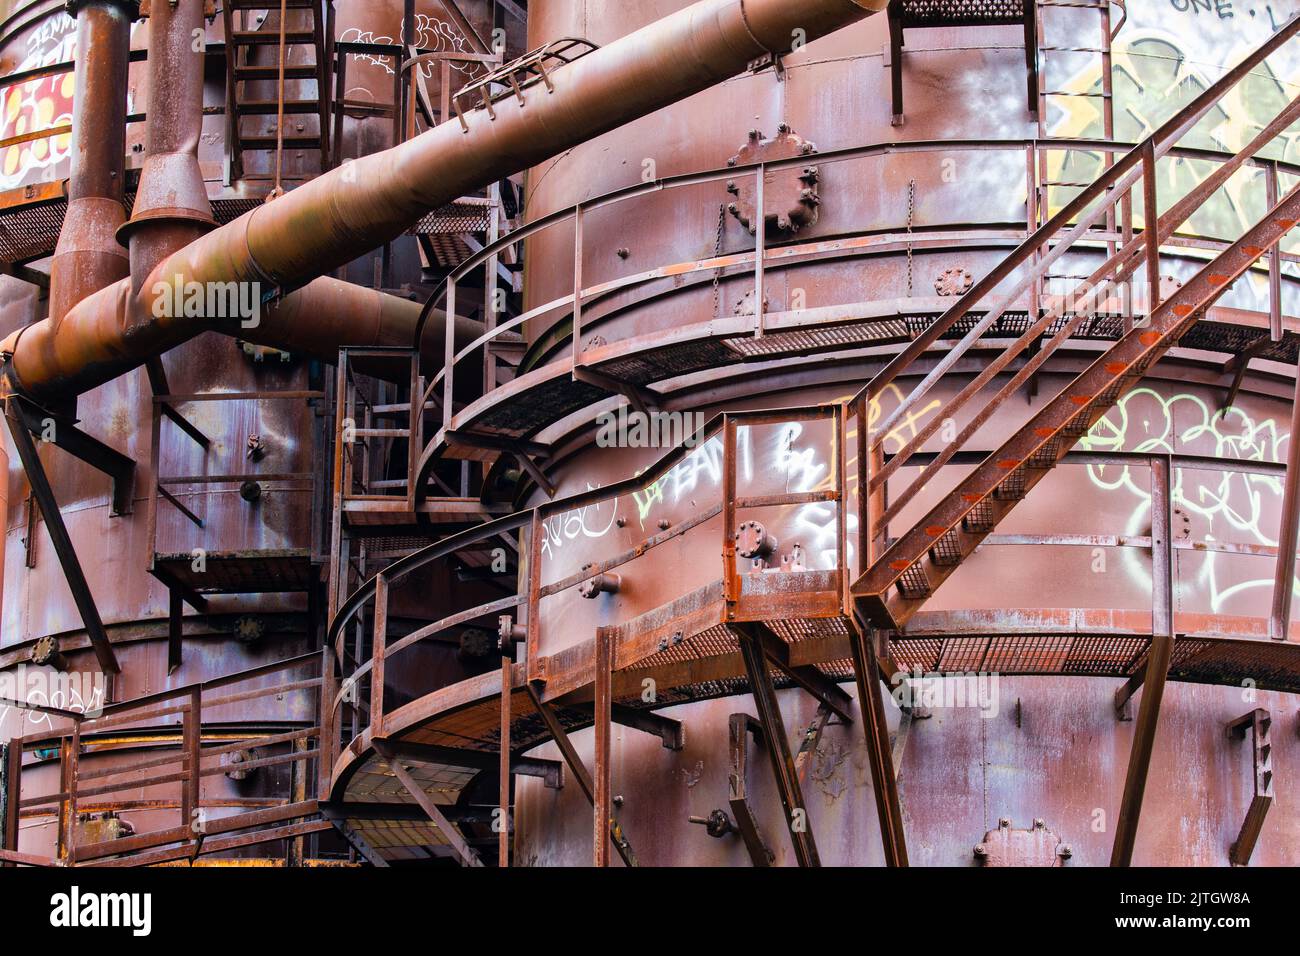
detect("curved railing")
[415,132,1300,434]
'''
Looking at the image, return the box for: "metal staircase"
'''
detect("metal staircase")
[852,16,1300,630]
[222,0,333,185]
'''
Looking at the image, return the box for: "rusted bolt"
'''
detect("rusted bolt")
[239,480,262,503]
[658,518,671,531]
[616,247,629,259]
[246,434,266,461]
[973,844,987,858]
[615,516,627,528]
[1058,844,1073,859]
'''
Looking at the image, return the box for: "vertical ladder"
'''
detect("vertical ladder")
[222,0,332,186]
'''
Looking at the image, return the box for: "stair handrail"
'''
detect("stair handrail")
[854,13,1300,455]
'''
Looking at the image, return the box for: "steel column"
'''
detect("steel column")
[1111,455,1175,866]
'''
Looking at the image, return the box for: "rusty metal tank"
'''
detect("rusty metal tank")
[509,0,1300,865]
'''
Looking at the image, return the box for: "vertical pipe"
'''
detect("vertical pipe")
[1111,455,1175,866]
[48,1,134,330]
[118,0,215,286]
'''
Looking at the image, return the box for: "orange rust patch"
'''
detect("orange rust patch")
[996,459,1020,470]
[1033,427,1055,438]
[1170,305,1193,318]
[890,560,912,571]
[961,493,982,503]
[1105,362,1127,374]
[924,526,947,537]
[1139,332,1162,346]
[1243,245,1264,257]
[1208,273,1230,286]
[1277,218,1297,230]
[1068,395,1092,406]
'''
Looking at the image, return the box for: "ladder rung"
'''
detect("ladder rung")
[232,30,316,46]
[237,99,323,115]
[240,133,323,149]
[1040,45,1108,53]
[1038,1,1110,7]
[1043,90,1111,97]
[235,65,320,81]
[229,0,319,8]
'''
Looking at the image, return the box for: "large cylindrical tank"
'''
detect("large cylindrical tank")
[512,0,1300,865]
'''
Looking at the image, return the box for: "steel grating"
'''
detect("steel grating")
[722,319,912,357]
[153,549,315,593]
[474,377,608,433]
[897,0,1028,25]
[410,201,492,235]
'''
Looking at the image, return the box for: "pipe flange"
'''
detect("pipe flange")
[66,0,141,18]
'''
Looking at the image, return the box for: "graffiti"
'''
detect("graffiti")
[1044,0,1300,266]
[0,664,105,738]
[1078,386,1293,611]
[541,384,941,571]
[0,13,77,190]
[340,14,477,79]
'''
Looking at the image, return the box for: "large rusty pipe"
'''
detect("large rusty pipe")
[118,0,214,284]
[3,0,879,398]
[47,1,135,329]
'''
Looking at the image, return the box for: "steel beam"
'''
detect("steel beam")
[1270,356,1300,641]
[523,684,638,866]
[847,617,908,866]
[1111,455,1175,866]
[733,624,820,867]
[1227,708,1274,866]
[749,622,854,725]
[5,399,119,675]
[593,628,612,867]
[372,740,483,868]
[10,395,134,515]
[728,713,776,866]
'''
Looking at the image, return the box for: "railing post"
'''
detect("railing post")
[1,738,20,865]
[1141,139,1160,318]
[1266,159,1283,342]
[184,688,200,838]
[835,404,849,615]
[1269,360,1300,641]
[65,722,81,863]
[526,510,542,676]
[572,203,585,366]
[319,646,337,800]
[722,416,738,620]
[753,163,766,336]
[443,278,456,430]
[370,574,389,738]
[327,351,349,622]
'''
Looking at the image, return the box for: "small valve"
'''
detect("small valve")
[735,520,777,560]
[689,809,737,839]
[498,615,527,656]
[578,563,621,599]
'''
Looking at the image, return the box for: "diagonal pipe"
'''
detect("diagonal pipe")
[1,0,882,401]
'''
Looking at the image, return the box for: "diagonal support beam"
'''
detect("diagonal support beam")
[372,739,484,868]
[318,807,391,867]
[847,616,908,866]
[10,395,135,516]
[749,622,854,725]
[573,702,685,750]
[732,624,820,867]
[524,683,638,866]
[5,399,118,675]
